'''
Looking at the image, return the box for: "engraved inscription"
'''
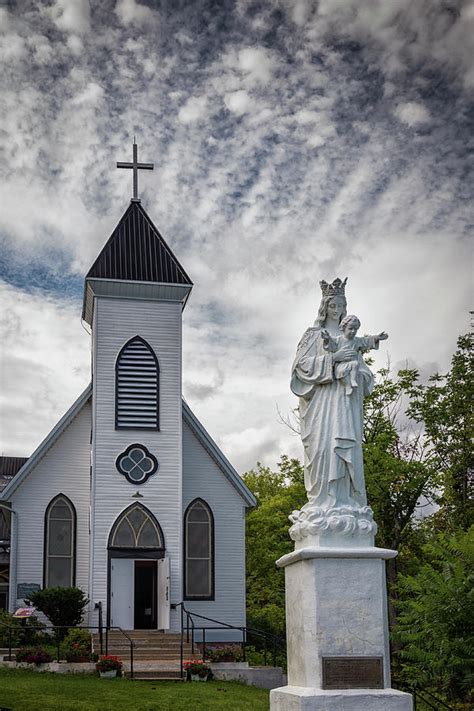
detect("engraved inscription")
[322,657,383,689]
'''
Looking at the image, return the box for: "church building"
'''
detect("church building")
[0,148,256,638]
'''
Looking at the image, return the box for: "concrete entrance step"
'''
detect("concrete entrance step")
[126,670,183,681]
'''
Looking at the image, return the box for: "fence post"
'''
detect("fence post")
[8,626,12,661]
[98,602,103,655]
[202,628,206,662]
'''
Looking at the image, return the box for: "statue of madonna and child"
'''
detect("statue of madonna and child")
[288,277,388,545]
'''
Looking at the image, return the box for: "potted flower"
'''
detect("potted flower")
[183,658,210,681]
[96,655,123,678]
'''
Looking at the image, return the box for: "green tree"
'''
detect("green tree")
[394,527,474,708]
[405,333,473,529]
[243,456,305,638]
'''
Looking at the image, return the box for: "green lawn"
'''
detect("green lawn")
[0,668,270,711]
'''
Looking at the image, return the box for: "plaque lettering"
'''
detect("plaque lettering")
[322,657,383,689]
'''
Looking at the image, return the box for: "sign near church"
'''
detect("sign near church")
[13,606,37,618]
[17,582,41,600]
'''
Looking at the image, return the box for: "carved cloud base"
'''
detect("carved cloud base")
[289,504,378,549]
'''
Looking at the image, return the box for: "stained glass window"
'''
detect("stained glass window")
[184,499,213,599]
[110,505,162,549]
[44,496,75,588]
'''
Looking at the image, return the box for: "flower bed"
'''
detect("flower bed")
[207,645,243,663]
[16,647,53,665]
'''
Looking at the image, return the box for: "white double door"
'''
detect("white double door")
[110,557,170,630]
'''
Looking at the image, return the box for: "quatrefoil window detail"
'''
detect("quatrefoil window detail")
[115,444,158,485]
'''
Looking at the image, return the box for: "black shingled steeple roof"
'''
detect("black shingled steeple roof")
[86,201,192,285]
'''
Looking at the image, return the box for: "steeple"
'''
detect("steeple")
[82,201,193,326]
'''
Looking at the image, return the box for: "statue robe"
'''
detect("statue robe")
[290,326,375,509]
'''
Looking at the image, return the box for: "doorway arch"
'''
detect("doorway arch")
[107,504,166,630]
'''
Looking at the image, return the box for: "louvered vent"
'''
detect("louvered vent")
[116,337,159,429]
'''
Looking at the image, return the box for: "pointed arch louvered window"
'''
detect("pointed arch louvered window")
[116,336,159,430]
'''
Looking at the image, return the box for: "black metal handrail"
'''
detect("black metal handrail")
[104,626,135,680]
[396,682,456,711]
[0,619,134,679]
[176,602,285,679]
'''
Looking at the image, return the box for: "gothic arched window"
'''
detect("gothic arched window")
[115,336,159,430]
[44,495,76,588]
[109,504,164,550]
[184,499,214,600]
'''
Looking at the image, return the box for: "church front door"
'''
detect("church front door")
[110,558,134,629]
[134,560,157,629]
[110,558,158,630]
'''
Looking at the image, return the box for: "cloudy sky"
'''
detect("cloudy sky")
[0,0,472,473]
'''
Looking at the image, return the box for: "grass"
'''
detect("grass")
[0,668,270,711]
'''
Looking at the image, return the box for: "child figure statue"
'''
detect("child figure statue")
[321,314,388,395]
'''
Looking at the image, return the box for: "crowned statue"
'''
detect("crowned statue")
[270,279,412,711]
[289,277,388,544]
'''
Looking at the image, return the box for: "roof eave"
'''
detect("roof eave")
[82,279,193,326]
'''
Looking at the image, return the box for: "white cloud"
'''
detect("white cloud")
[0,0,471,474]
[224,89,252,115]
[115,0,157,26]
[0,33,25,61]
[47,0,91,34]
[394,101,431,127]
[178,96,208,124]
[0,283,90,456]
[238,47,275,82]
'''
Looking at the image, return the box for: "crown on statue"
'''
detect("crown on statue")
[319,277,348,297]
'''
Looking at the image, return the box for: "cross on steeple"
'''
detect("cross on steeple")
[117,139,154,202]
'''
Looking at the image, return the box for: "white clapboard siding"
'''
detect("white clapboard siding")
[90,297,183,629]
[182,418,247,636]
[9,401,92,606]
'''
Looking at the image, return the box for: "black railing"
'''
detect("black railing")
[176,603,285,680]
[396,683,456,711]
[0,619,134,679]
[105,626,135,679]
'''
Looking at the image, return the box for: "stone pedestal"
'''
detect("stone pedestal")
[269,546,412,710]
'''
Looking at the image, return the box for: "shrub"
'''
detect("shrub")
[27,587,89,639]
[16,646,53,665]
[62,628,92,662]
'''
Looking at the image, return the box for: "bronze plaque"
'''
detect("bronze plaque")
[322,657,383,689]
